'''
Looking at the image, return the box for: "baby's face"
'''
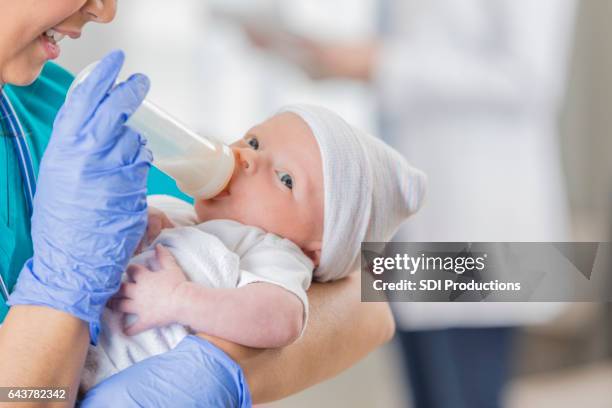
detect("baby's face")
[195,112,324,264]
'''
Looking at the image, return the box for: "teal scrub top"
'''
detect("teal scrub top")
[0,62,190,322]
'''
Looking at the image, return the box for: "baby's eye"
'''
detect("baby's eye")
[276,171,293,190]
[247,136,259,150]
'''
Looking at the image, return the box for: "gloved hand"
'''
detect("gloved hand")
[8,50,152,344]
[80,335,252,408]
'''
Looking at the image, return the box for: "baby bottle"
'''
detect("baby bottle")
[67,62,235,199]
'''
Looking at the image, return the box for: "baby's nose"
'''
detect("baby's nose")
[236,148,257,174]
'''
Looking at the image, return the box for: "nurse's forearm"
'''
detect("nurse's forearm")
[200,272,396,403]
[0,305,89,407]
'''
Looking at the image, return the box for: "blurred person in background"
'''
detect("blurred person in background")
[245,0,577,406]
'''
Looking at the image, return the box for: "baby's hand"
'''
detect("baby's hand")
[111,244,188,336]
[135,206,174,254]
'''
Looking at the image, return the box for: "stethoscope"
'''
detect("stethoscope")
[0,90,37,302]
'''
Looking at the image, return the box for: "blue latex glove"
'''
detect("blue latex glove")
[8,50,151,344]
[80,335,252,407]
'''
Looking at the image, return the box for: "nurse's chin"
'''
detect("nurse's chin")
[1,67,42,87]
[1,48,48,86]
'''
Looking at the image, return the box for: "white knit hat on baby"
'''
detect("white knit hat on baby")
[279,105,427,282]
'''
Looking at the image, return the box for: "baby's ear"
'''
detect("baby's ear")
[303,241,322,266]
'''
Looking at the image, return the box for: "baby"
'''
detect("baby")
[80,104,426,390]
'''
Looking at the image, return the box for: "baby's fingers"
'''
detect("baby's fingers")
[155,244,179,270]
[116,282,138,299]
[113,298,138,314]
[124,318,150,336]
[126,263,150,282]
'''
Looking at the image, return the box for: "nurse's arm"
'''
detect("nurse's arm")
[0,305,90,407]
[200,271,395,403]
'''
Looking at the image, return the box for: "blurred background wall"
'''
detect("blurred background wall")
[57,1,611,406]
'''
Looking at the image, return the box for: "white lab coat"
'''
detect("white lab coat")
[373,0,577,329]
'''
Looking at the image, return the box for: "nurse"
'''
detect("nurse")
[0,1,395,406]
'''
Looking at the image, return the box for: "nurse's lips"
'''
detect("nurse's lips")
[55,28,81,39]
[40,35,60,60]
[39,28,74,60]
